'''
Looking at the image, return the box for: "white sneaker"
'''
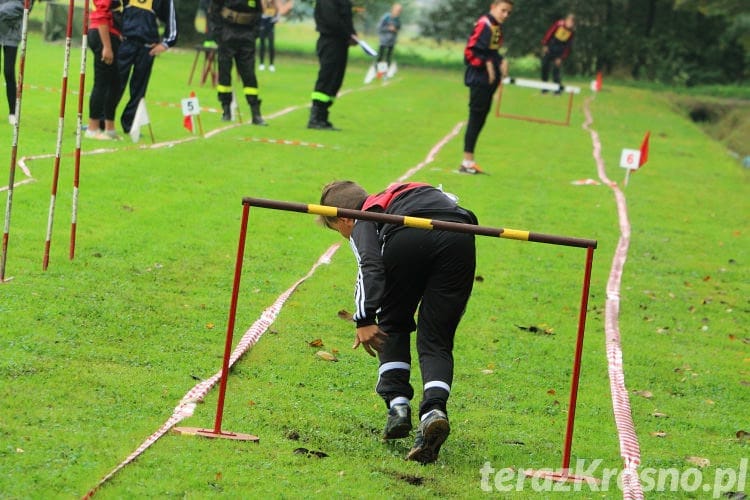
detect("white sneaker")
[85,129,110,140]
[269,65,276,72]
[8,114,16,125]
[259,64,266,71]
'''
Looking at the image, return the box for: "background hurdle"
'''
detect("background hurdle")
[179,196,598,483]
[495,77,581,127]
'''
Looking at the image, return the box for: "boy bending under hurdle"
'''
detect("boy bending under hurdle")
[460,0,512,174]
[320,181,477,463]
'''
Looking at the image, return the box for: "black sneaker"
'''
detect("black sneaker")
[383,404,412,440]
[406,409,449,464]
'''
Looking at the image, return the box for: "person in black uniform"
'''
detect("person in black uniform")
[116,0,177,134]
[319,180,477,464]
[307,0,356,130]
[540,13,575,94]
[209,0,279,124]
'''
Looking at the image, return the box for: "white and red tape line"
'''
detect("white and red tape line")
[582,95,644,500]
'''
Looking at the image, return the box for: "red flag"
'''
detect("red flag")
[638,131,650,167]
[183,114,193,133]
[595,71,603,91]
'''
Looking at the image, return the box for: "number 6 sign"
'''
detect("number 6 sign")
[619,148,641,170]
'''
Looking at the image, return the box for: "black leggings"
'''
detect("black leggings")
[87,30,121,121]
[258,19,275,65]
[2,45,18,115]
[463,83,498,154]
[377,45,394,65]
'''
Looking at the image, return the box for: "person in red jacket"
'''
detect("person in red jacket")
[86,0,122,139]
[460,0,513,175]
[319,180,477,464]
[540,13,574,94]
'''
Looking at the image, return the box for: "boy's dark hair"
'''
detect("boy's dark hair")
[493,0,513,5]
[318,180,368,229]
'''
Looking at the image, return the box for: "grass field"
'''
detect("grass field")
[1,26,748,499]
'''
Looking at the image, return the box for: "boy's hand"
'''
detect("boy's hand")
[353,325,388,357]
[486,62,496,84]
[148,43,168,57]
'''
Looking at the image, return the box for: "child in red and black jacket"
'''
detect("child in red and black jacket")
[540,13,575,94]
[460,0,513,175]
[320,180,477,464]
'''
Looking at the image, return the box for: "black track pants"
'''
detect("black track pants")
[463,83,498,154]
[375,226,476,418]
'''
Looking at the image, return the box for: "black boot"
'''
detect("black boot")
[307,100,330,130]
[322,102,339,130]
[221,103,231,122]
[249,99,267,126]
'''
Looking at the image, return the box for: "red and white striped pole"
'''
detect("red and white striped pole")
[42,0,76,271]
[70,0,90,261]
[1,0,32,282]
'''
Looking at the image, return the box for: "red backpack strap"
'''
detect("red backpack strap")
[361,182,431,211]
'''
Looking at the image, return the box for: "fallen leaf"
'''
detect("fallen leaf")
[743,338,750,345]
[215,472,223,481]
[656,327,670,334]
[474,275,484,282]
[316,350,338,362]
[736,430,749,440]
[331,348,339,354]
[293,447,309,455]
[547,389,557,396]
[729,334,736,341]
[248,400,256,406]
[651,431,667,438]
[481,369,494,375]
[740,381,750,386]
[307,338,324,347]
[651,412,668,418]
[285,430,300,440]
[337,310,354,321]
[206,323,215,329]
[16,448,24,453]
[685,456,710,468]
[705,399,715,405]
[633,390,654,399]
[514,324,555,335]
[702,276,711,282]
[502,440,525,446]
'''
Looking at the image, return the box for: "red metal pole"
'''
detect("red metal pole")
[43,0,76,270]
[213,202,251,434]
[1,0,32,282]
[561,245,595,470]
[70,0,90,260]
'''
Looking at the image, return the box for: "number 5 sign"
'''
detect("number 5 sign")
[181,96,201,117]
[619,148,641,170]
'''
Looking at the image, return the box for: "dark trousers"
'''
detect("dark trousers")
[312,34,348,104]
[377,45,394,65]
[463,82,498,154]
[218,37,259,105]
[258,18,274,65]
[117,39,155,133]
[88,30,121,122]
[541,51,562,85]
[2,45,18,115]
[375,226,476,417]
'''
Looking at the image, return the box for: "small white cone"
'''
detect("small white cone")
[386,61,398,78]
[364,64,376,84]
[129,98,150,143]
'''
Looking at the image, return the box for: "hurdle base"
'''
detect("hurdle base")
[1,276,14,284]
[173,426,259,442]
[523,468,600,485]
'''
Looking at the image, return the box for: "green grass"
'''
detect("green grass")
[1,27,748,499]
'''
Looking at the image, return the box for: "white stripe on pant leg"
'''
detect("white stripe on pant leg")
[424,380,451,394]
[378,361,410,375]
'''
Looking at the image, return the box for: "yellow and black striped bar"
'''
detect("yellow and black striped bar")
[242,197,597,249]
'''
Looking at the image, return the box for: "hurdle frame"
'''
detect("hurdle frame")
[179,196,598,482]
[495,77,581,127]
